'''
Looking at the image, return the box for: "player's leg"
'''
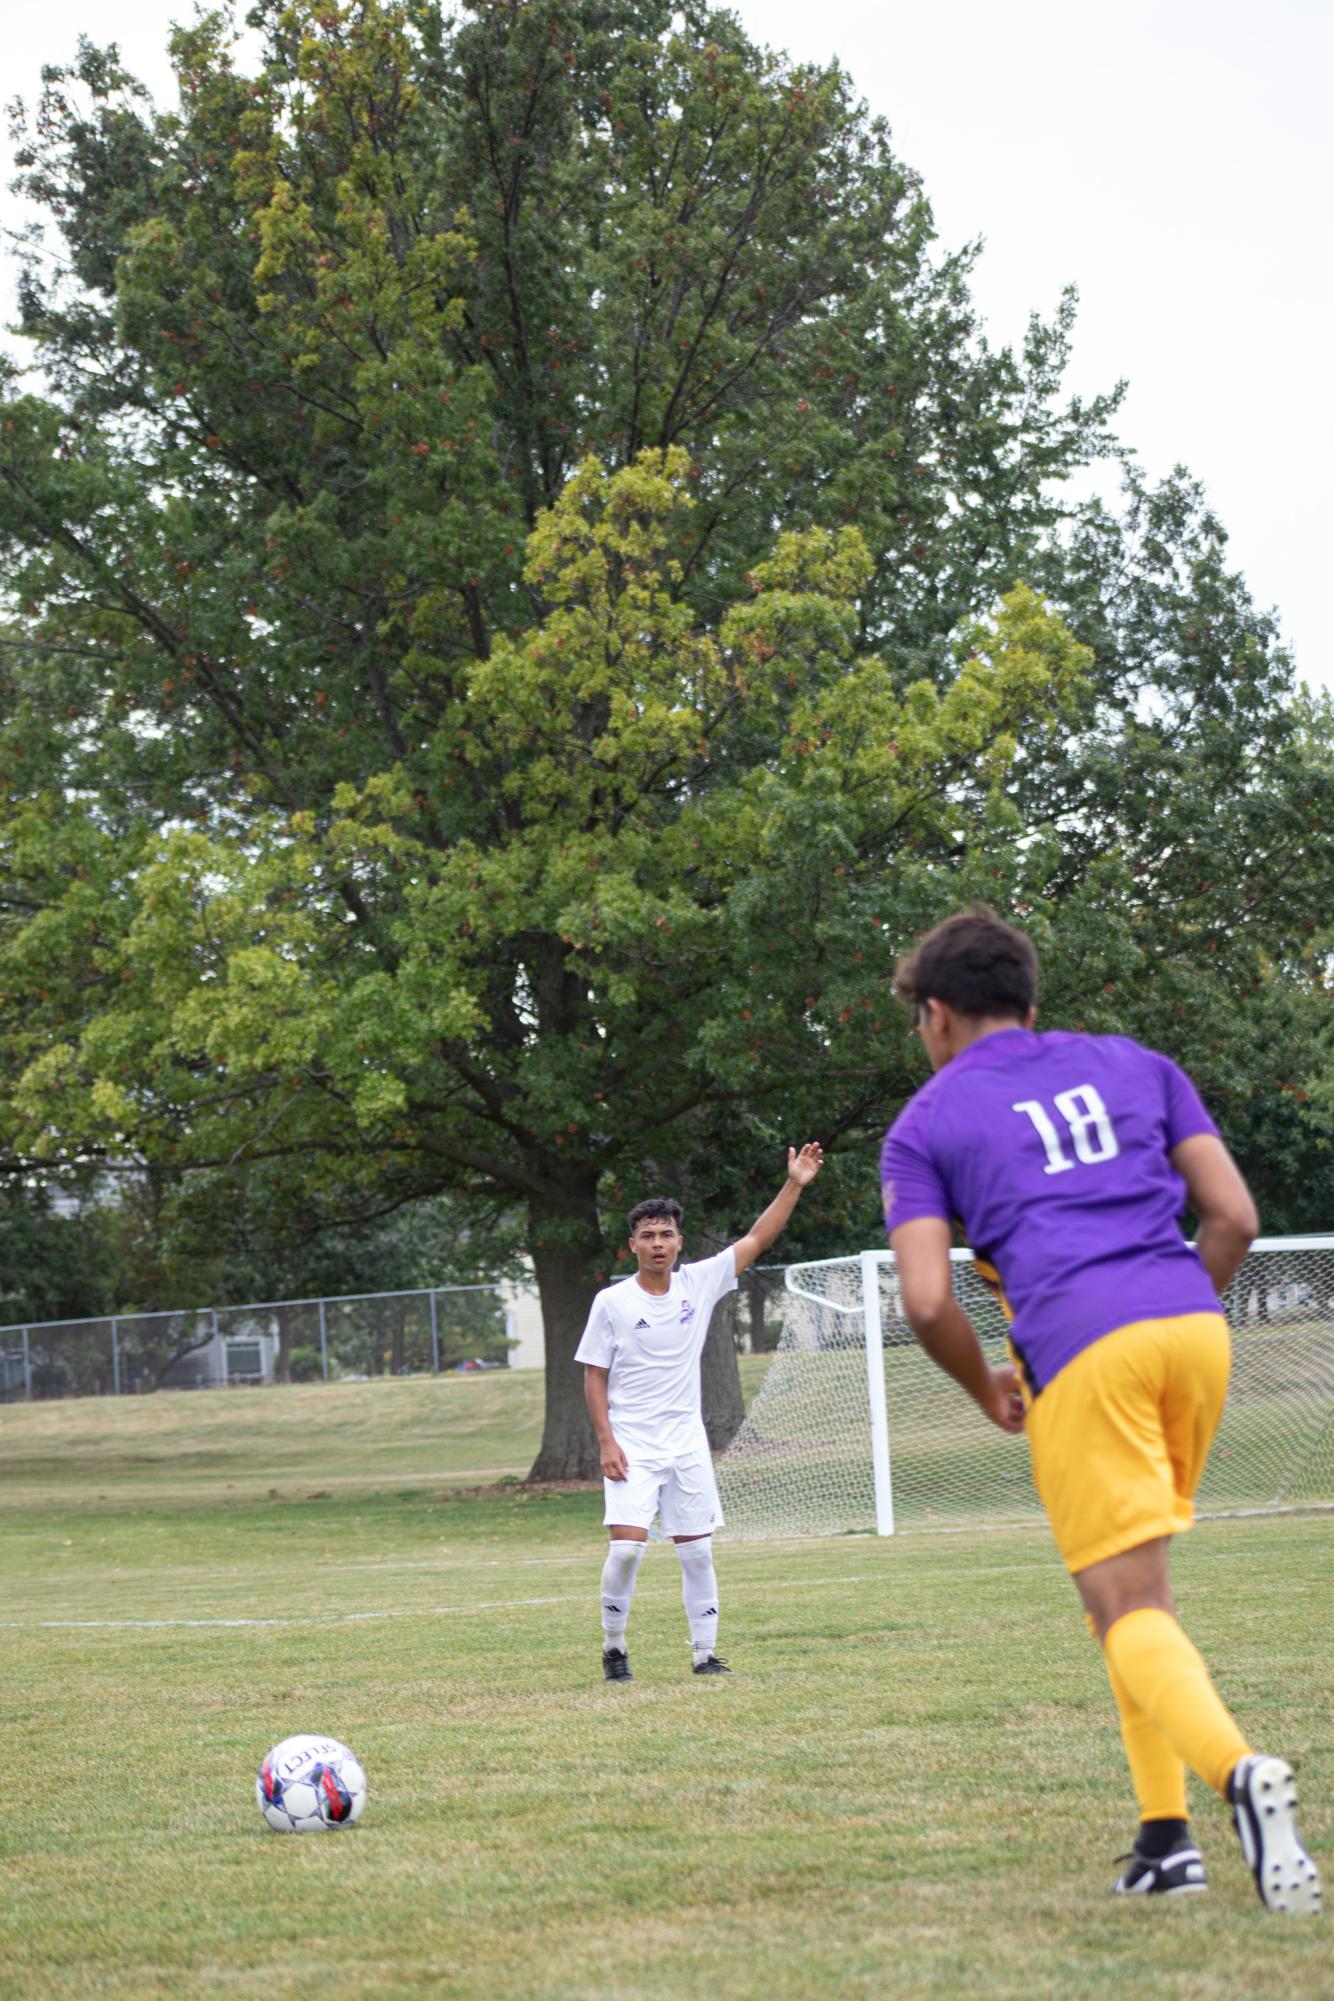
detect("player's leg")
[1083,1323,1319,1914]
[1079,1537,1250,1796]
[1080,1543,1320,1910]
[673,1534,727,1673]
[599,1463,660,1681]
[1037,1314,1250,1802]
[1036,1314,1320,1913]
[1029,1352,1201,1893]
[661,1454,729,1675]
[1079,1541,1225,1897]
[1083,1599,1201,1895]
[1103,1644,1203,1895]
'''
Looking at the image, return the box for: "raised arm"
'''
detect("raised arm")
[1172,1132,1259,1294]
[731,1144,823,1276]
[890,1216,1025,1434]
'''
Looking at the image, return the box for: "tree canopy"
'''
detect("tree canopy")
[2,0,1330,1472]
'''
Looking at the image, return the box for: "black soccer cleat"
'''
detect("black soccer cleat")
[1230,1754,1322,1915]
[602,1646,633,1682]
[691,1653,731,1676]
[1111,1838,1208,1897]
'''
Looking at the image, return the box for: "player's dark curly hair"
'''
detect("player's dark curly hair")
[627,1196,684,1235]
[894,905,1037,1021]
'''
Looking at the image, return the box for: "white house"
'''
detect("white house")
[500,1275,546,1369]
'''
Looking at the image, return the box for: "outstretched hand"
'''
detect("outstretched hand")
[787,1141,824,1187]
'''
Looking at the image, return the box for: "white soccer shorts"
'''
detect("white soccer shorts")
[603,1451,724,1536]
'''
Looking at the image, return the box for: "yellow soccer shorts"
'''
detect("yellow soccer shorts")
[1023,1313,1231,1574]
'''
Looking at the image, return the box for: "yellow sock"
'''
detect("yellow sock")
[1104,1642,1189,1821]
[1104,1607,1252,1798]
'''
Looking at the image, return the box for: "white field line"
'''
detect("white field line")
[0,1591,588,1631]
[78,1540,919,1580]
[2,1503,1315,1632]
[0,1540,903,1593]
[4,1512,1303,1631]
[0,1562,1071,1631]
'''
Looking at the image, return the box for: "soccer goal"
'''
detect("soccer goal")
[717,1237,1334,1539]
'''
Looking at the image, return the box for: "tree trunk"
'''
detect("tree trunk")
[700,1302,746,1450]
[526,1170,606,1482]
[691,1226,747,1451]
[746,1269,769,1354]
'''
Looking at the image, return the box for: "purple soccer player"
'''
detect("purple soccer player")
[880,906,1320,1915]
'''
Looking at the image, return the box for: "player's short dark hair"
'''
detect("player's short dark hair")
[627,1196,684,1235]
[893,905,1038,1021]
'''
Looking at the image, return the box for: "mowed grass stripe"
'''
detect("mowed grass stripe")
[0,1557,1079,1630]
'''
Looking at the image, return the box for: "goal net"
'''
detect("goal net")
[717,1238,1334,1539]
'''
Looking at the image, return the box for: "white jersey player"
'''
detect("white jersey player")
[576,1145,823,1680]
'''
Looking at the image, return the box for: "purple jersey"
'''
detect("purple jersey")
[880,1028,1221,1392]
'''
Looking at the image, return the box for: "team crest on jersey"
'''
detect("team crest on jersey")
[680,1300,695,1323]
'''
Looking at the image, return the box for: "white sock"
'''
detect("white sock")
[675,1536,719,1659]
[600,1540,646,1649]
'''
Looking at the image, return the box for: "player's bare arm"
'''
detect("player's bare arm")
[1171,1133,1259,1293]
[730,1144,824,1276]
[582,1364,628,1480]
[890,1215,1025,1434]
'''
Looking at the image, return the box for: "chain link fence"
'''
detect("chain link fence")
[0,1262,801,1403]
[0,1282,513,1400]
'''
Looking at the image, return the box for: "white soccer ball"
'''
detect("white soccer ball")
[256,1733,367,1834]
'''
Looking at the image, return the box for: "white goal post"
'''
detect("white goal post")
[717,1237,1334,1540]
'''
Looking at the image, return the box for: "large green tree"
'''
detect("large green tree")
[2,1,1331,1472]
[0,1179,117,1330]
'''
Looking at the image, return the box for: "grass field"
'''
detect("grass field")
[1,1373,1330,2001]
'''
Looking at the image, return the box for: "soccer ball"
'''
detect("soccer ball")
[256,1734,367,1833]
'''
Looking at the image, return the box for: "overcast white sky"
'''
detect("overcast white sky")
[4,1,1331,692]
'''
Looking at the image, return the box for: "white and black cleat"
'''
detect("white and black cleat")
[1111,1839,1208,1897]
[691,1653,731,1676]
[1230,1754,1322,1915]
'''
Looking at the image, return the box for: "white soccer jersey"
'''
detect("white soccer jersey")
[574,1247,738,1459]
